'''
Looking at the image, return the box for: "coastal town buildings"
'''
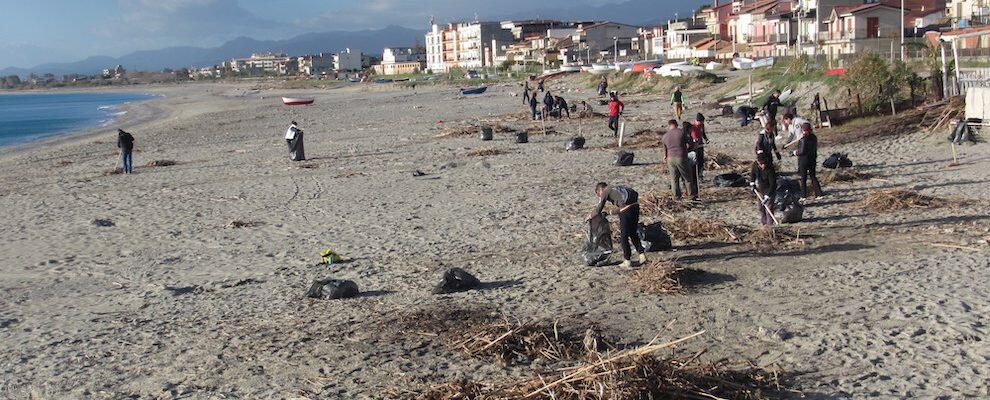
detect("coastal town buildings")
[424,21,515,72]
[373,47,427,75]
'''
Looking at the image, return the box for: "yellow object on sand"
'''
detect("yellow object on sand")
[320,249,343,264]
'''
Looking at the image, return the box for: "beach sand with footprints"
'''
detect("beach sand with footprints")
[0,80,988,398]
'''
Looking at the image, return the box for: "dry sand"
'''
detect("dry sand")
[0,79,988,399]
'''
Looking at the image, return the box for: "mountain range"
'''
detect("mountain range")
[0,25,423,78]
[1,0,703,78]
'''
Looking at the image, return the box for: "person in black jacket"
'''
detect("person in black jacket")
[529,92,539,120]
[116,129,135,174]
[543,91,555,119]
[763,90,782,123]
[588,182,646,268]
[749,154,777,227]
[792,122,823,198]
[555,96,570,119]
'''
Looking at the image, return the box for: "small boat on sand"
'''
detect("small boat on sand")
[460,86,488,95]
[282,97,315,106]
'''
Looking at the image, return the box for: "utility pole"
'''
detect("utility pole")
[614,37,619,64]
[901,0,906,60]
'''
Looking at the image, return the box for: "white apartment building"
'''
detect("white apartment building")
[424,21,514,72]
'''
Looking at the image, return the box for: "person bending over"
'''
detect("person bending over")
[588,182,647,268]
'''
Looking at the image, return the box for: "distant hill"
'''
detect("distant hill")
[1,25,422,78]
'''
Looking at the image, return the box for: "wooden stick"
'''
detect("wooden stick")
[618,121,625,147]
[752,187,781,226]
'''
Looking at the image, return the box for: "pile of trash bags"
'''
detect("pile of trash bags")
[582,213,614,266]
[772,179,804,223]
[614,150,635,166]
[638,223,672,252]
[714,173,748,188]
[822,153,853,169]
[432,268,481,294]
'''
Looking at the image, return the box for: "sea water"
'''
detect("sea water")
[0,92,156,148]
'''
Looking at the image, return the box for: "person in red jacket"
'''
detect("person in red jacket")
[607,92,624,137]
[689,113,710,181]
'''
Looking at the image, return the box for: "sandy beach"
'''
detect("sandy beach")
[0,79,988,399]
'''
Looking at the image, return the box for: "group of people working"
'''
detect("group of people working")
[524,80,572,120]
[592,86,825,268]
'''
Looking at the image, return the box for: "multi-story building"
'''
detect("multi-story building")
[297,53,333,76]
[821,2,903,57]
[639,26,667,59]
[334,48,364,72]
[424,21,514,72]
[374,47,427,75]
[562,21,641,63]
[230,53,295,75]
[666,19,712,59]
[947,0,990,26]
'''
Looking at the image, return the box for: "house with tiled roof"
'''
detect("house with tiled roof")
[822,2,904,57]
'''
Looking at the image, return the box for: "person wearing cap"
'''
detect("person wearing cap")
[791,122,823,198]
[779,113,809,149]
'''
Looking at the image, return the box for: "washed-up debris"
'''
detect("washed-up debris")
[91,218,115,227]
[145,159,178,167]
[305,279,359,300]
[566,137,586,151]
[857,189,956,212]
[629,260,684,294]
[433,268,481,294]
[614,150,635,166]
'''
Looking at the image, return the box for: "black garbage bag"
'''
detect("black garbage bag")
[305,279,360,300]
[432,267,481,294]
[582,213,613,266]
[566,136,586,151]
[721,105,734,116]
[638,223,672,252]
[773,179,802,211]
[775,203,804,224]
[614,150,635,166]
[714,173,747,188]
[479,126,493,141]
[823,152,852,169]
[516,131,529,143]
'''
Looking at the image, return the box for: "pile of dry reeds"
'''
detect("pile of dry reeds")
[225,220,262,229]
[742,227,806,253]
[435,125,478,138]
[629,260,684,294]
[145,159,178,167]
[821,168,873,183]
[640,192,692,217]
[857,189,953,212]
[454,317,588,366]
[418,331,787,400]
[706,151,748,171]
[491,111,531,122]
[416,379,490,400]
[464,148,507,157]
[663,218,747,243]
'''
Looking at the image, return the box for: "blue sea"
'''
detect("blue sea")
[0,92,156,148]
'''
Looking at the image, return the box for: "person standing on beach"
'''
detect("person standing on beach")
[555,96,570,119]
[755,119,781,163]
[285,121,305,161]
[763,90,782,124]
[598,77,608,97]
[792,122,823,198]
[662,120,698,201]
[689,113,709,182]
[588,182,647,268]
[537,79,544,92]
[607,92,624,137]
[543,91,555,120]
[522,84,530,105]
[810,93,822,128]
[117,129,134,174]
[529,92,539,120]
[671,85,684,120]
[749,154,777,227]
[779,113,809,149]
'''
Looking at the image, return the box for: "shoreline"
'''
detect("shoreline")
[0,87,173,157]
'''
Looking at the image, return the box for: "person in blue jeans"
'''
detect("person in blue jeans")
[117,129,134,174]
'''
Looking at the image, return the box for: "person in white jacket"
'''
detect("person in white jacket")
[779,113,809,150]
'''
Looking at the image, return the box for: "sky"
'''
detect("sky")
[0,0,684,69]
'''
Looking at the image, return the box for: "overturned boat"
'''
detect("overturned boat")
[281,97,315,106]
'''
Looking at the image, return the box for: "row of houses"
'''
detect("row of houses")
[189,49,376,79]
[423,0,990,70]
